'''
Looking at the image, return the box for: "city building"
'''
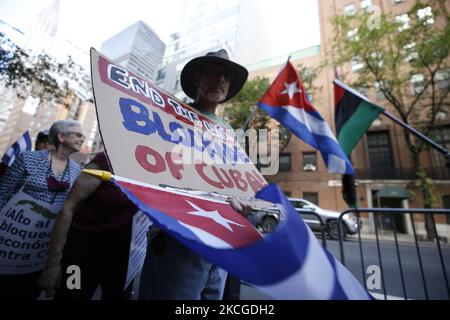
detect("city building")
[100,20,166,81]
[0,0,96,159]
[251,0,450,239]
[156,0,321,99]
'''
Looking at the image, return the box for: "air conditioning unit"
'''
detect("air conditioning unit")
[303,164,317,172]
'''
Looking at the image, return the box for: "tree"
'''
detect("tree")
[0,32,90,106]
[330,1,450,239]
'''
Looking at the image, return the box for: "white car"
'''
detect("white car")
[288,198,359,240]
[254,198,360,239]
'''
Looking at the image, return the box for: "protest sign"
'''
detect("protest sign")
[0,191,60,274]
[90,48,266,198]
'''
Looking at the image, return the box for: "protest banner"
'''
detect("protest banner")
[90,48,267,198]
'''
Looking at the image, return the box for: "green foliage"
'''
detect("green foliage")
[330,1,450,164]
[0,32,90,105]
[224,77,270,129]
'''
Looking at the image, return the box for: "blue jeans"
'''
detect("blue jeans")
[138,235,227,300]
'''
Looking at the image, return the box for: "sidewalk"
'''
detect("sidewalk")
[346,232,449,246]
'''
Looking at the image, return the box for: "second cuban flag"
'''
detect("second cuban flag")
[257,62,353,174]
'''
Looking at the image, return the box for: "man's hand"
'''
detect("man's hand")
[228,198,254,217]
[38,264,62,298]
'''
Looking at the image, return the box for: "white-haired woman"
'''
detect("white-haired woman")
[0,120,84,299]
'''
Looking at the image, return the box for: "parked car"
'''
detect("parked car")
[248,207,281,233]
[254,198,360,239]
[287,198,359,240]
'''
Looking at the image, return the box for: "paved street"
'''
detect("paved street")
[93,235,449,301]
[240,238,450,300]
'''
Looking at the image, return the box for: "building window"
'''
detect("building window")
[431,126,450,169]
[284,191,292,197]
[404,42,418,62]
[435,69,450,90]
[374,81,385,100]
[303,152,317,171]
[303,192,319,205]
[367,131,395,177]
[410,74,425,95]
[156,68,166,81]
[395,13,410,31]
[174,77,180,91]
[279,153,291,171]
[356,87,369,97]
[360,0,372,10]
[343,3,356,16]
[442,195,450,224]
[347,28,359,41]
[417,6,434,25]
[351,56,364,72]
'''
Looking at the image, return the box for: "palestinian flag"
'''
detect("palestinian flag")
[334,79,384,157]
[334,80,384,207]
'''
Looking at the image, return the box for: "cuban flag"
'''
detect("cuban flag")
[112,175,372,299]
[1,130,32,167]
[257,61,353,174]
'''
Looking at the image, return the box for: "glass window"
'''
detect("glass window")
[410,74,425,95]
[347,28,359,41]
[442,195,450,224]
[417,6,434,25]
[291,200,308,209]
[156,68,166,81]
[374,81,385,100]
[435,69,450,90]
[356,87,369,97]
[367,131,395,178]
[303,152,317,171]
[404,42,418,62]
[279,154,291,171]
[343,3,356,16]
[351,56,364,72]
[174,77,180,91]
[395,14,410,31]
[360,0,372,10]
[431,126,450,169]
[303,192,319,205]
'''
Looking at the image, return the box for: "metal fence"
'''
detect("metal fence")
[335,208,450,300]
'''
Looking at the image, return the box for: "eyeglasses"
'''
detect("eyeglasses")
[65,132,86,139]
[202,67,232,81]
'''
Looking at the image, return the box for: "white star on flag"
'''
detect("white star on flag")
[185,200,245,231]
[281,81,302,99]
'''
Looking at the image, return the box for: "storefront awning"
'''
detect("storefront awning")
[374,186,411,199]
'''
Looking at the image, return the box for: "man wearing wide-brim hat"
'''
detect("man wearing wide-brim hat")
[138,49,248,300]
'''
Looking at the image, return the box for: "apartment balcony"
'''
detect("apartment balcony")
[355,167,450,180]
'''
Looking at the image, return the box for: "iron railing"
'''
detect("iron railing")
[336,208,450,300]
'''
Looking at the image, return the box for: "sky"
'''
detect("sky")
[0,0,321,68]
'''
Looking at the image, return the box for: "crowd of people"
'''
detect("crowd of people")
[0,50,253,300]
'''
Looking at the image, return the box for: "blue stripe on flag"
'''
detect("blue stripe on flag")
[258,102,353,174]
[114,178,372,299]
[1,131,32,167]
